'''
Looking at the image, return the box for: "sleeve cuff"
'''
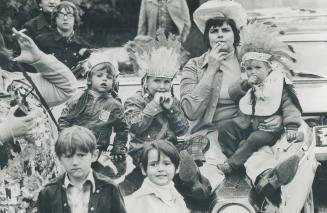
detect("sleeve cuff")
[166,98,179,115]
[285,124,299,130]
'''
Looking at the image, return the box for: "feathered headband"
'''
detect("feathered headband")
[239,21,296,77]
[83,52,119,77]
[125,32,182,79]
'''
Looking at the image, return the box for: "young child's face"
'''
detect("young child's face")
[142,149,177,186]
[90,68,113,94]
[145,76,172,96]
[59,149,98,183]
[243,60,271,85]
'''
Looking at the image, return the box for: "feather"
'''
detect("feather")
[288,44,295,53]
[124,32,182,78]
[239,21,296,67]
[284,81,303,113]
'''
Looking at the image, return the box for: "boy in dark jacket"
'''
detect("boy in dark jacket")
[37,126,127,213]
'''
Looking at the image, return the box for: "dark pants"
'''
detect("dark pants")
[218,119,282,169]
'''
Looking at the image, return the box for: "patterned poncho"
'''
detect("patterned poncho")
[0,74,61,213]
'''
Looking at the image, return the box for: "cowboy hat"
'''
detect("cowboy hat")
[194,0,247,33]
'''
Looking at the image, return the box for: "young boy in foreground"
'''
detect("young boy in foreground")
[37,125,127,213]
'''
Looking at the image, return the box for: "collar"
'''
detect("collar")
[133,177,178,198]
[54,31,76,42]
[36,13,51,30]
[87,89,112,100]
[64,171,96,193]
[201,49,235,69]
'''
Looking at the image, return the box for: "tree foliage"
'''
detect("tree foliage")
[0,0,141,48]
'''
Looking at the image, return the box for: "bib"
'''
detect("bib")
[239,71,284,116]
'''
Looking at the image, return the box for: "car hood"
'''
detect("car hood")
[247,7,327,33]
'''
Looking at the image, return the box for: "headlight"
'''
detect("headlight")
[218,203,251,213]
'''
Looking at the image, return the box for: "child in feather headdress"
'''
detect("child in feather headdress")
[216,22,303,176]
[120,33,212,201]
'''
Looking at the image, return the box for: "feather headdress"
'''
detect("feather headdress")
[239,21,296,78]
[83,52,119,77]
[239,21,303,113]
[125,32,182,79]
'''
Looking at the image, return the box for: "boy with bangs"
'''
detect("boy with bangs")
[124,140,189,213]
[58,53,128,178]
[37,126,127,213]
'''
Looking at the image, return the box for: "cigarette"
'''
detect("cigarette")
[18,29,27,33]
[12,28,27,36]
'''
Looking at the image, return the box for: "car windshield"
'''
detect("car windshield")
[236,0,327,10]
[238,0,327,79]
[289,41,327,78]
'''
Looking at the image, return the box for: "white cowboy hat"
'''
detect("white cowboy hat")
[194,0,247,33]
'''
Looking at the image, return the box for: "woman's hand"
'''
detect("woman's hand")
[0,107,38,142]
[207,42,228,72]
[258,115,282,132]
[12,28,43,64]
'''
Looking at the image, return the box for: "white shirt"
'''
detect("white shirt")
[124,178,189,213]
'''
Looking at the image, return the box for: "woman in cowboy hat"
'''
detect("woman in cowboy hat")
[180,0,301,205]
